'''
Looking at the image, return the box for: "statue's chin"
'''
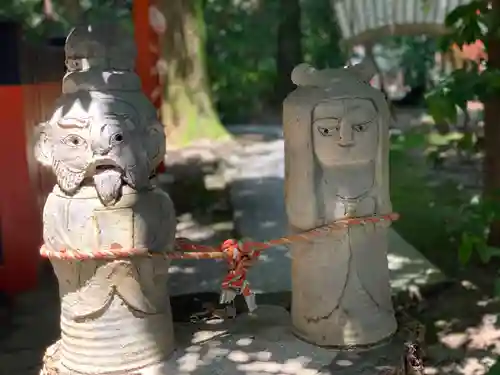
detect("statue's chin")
[93,168,123,206]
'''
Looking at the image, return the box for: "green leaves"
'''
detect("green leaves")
[459,232,475,265]
[426,88,458,125]
[425,66,500,127]
[380,35,436,89]
[442,1,489,50]
[427,1,492,128]
[454,194,500,268]
[205,0,280,122]
[477,245,500,264]
[457,232,500,266]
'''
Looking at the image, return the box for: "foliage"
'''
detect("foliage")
[424,1,493,164]
[1,0,343,123]
[445,192,500,267]
[425,1,494,126]
[377,35,437,89]
[389,131,467,271]
[301,0,344,69]
[439,0,489,50]
[390,127,500,289]
[0,0,132,40]
[424,12,500,374]
[399,36,436,88]
[423,1,500,282]
[204,0,280,123]
[204,0,344,123]
[0,0,57,40]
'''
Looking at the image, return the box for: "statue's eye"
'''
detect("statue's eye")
[110,132,124,144]
[318,126,338,137]
[353,123,369,132]
[62,134,86,147]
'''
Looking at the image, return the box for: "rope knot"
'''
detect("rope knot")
[219,239,259,312]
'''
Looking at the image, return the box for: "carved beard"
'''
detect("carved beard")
[53,160,87,195]
[93,168,123,206]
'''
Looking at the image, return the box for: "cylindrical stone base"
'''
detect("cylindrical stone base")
[44,258,175,375]
[41,340,176,375]
[291,224,397,347]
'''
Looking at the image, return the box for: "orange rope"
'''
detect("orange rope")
[39,212,399,261]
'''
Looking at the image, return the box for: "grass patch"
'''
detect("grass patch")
[390,145,468,274]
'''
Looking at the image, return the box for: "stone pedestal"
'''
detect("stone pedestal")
[283,62,397,347]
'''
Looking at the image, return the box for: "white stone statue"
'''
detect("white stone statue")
[35,24,176,375]
[283,61,397,347]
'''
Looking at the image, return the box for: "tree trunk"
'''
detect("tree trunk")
[484,0,500,246]
[157,0,227,146]
[274,0,303,105]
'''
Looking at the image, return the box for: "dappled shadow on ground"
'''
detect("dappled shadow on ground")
[163,305,336,375]
[160,154,238,298]
[399,280,500,375]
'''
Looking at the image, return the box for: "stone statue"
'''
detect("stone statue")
[35,23,177,375]
[283,61,397,347]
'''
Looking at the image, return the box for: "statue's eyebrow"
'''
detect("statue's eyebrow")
[103,114,135,130]
[57,117,90,129]
[345,100,376,112]
[348,105,362,112]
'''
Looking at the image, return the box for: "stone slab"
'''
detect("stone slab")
[157,305,404,375]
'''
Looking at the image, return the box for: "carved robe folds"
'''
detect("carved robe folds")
[284,62,397,347]
[43,188,176,374]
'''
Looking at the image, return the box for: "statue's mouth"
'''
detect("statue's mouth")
[95,164,119,174]
[92,158,122,175]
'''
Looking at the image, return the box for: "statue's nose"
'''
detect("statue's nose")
[338,121,354,146]
[91,140,110,156]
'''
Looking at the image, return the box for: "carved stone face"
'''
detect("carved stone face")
[312,98,379,166]
[35,96,159,205]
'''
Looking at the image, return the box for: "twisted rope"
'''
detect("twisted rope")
[40,212,399,314]
[40,212,399,261]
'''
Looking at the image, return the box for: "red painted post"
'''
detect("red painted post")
[0,22,63,296]
[0,22,41,295]
[133,0,163,111]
